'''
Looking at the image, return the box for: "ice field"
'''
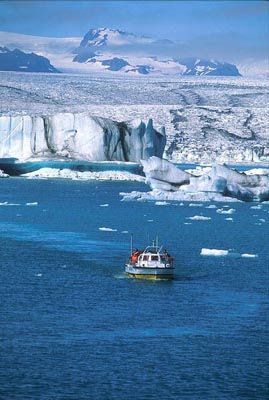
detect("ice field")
[0,72,268,163]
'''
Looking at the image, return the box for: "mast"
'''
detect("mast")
[130,233,133,256]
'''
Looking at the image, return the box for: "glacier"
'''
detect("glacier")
[0,112,166,162]
[121,156,269,202]
[0,73,268,164]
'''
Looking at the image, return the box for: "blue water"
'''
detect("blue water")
[1,178,268,400]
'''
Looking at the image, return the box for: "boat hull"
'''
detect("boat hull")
[125,264,174,280]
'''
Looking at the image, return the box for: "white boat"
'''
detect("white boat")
[125,243,175,280]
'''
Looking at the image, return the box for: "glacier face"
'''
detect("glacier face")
[0,112,165,162]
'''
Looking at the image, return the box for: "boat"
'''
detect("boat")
[125,238,175,280]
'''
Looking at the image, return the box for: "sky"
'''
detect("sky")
[0,0,268,64]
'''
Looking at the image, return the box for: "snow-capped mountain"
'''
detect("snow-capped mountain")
[0,46,60,73]
[79,27,155,48]
[0,28,242,76]
[177,58,241,77]
[73,28,241,76]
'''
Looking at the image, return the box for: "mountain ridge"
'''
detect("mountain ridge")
[0,28,244,76]
[0,46,60,73]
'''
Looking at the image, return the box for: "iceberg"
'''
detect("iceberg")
[122,157,269,203]
[141,156,190,190]
[22,167,145,181]
[201,248,229,256]
[0,169,9,178]
[0,113,165,162]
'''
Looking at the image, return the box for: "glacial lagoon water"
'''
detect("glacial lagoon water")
[1,177,268,400]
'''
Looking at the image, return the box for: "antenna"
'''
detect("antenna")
[156,232,158,248]
[130,233,133,256]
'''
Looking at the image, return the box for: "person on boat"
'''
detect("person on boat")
[131,249,140,263]
[164,249,174,264]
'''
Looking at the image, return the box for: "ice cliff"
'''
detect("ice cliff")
[123,157,269,202]
[0,113,166,162]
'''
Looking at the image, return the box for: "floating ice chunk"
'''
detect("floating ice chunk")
[24,168,145,182]
[0,169,9,178]
[184,173,227,194]
[100,204,109,207]
[241,253,258,258]
[0,201,20,206]
[201,248,229,256]
[188,215,211,221]
[138,158,269,203]
[250,205,262,209]
[155,201,169,205]
[216,208,235,214]
[121,230,129,233]
[225,217,234,221]
[99,227,117,232]
[26,202,38,206]
[206,204,217,209]
[141,156,191,188]
[189,203,203,207]
[259,218,266,222]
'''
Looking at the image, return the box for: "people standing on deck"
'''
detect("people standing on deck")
[131,249,140,263]
[163,249,174,264]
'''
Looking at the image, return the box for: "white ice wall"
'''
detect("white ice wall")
[0,112,166,161]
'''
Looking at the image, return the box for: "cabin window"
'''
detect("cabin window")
[151,255,159,261]
[143,256,148,261]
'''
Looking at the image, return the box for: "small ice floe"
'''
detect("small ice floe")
[188,215,211,221]
[0,202,20,206]
[35,273,42,277]
[259,218,266,223]
[216,208,235,214]
[99,227,117,232]
[184,222,192,225]
[241,253,258,258]
[206,204,217,209]
[26,202,38,206]
[121,230,129,234]
[100,204,109,207]
[155,201,169,206]
[147,219,154,222]
[250,205,262,210]
[225,217,234,221]
[0,169,9,178]
[201,248,229,256]
[189,203,203,207]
